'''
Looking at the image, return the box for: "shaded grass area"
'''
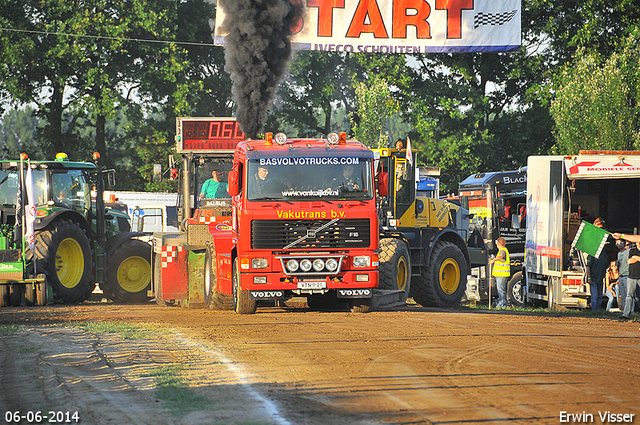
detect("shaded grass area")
[140,365,212,416]
[69,321,212,417]
[71,321,168,339]
[0,324,20,334]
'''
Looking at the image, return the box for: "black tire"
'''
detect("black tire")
[0,285,8,307]
[232,257,256,314]
[34,220,94,304]
[379,238,411,296]
[104,239,152,303]
[507,271,525,307]
[411,241,467,307]
[349,298,371,313]
[205,244,233,310]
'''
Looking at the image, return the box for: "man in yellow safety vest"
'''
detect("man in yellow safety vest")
[489,237,510,308]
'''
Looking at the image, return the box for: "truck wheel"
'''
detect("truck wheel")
[204,245,233,310]
[379,238,411,295]
[232,258,256,314]
[411,241,467,307]
[349,298,371,313]
[105,239,152,303]
[507,271,525,307]
[34,220,94,304]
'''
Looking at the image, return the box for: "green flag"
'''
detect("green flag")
[571,221,610,257]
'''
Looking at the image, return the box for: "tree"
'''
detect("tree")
[350,75,399,148]
[551,32,640,153]
[0,106,40,159]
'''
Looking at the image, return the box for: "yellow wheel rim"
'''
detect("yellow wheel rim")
[396,256,408,291]
[439,258,460,295]
[116,256,151,293]
[56,238,84,289]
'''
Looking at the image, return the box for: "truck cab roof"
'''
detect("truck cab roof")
[459,168,527,192]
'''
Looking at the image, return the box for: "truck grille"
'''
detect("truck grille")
[252,219,370,249]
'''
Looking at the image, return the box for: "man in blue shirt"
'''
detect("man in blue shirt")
[199,170,228,200]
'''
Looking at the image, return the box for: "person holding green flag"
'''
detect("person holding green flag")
[585,218,609,311]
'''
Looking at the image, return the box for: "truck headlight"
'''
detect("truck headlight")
[353,256,371,267]
[312,259,325,272]
[300,259,312,272]
[325,258,338,272]
[251,258,268,269]
[286,259,299,272]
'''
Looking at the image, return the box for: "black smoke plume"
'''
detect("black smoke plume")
[220,0,302,139]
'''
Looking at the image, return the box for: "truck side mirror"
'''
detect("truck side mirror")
[152,164,162,182]
[377,171,389,197]
[495,198,505,217]
[228,170,239,196]
[107,170,116,187]
[512,214,521,229]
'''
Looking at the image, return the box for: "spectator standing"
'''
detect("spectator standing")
[616,240,631,312]
[620,241,640,321]
[604,261,619,312]
[489,237,510,309]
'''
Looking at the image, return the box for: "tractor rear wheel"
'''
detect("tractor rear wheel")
[34,220,94,304]
[232,258,256,314]
[411,241,467,307]
[104,239,152,303]
[204,244,232,310]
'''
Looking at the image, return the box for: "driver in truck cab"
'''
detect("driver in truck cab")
[199,169,228,199]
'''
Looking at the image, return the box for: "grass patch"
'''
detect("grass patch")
[141,365,210,415]
[71,321,165,339]
[0,324,20,335]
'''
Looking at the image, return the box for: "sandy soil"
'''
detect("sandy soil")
[1,302,639,425]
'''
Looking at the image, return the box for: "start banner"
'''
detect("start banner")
[214,0,521,53]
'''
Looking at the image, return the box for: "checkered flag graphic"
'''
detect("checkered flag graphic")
[473,10,518,29]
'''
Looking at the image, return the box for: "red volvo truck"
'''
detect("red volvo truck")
[151,118,379,313]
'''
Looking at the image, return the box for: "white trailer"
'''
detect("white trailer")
[525,151,640,309]
[103,191,180,233]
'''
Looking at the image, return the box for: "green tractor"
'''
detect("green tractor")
[0,153,152,306]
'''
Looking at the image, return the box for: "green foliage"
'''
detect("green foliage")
[551,32,640,153]
[135,130,179,193]
[350,75,400,148]
[0,106,39,159]
[0,0,232,189]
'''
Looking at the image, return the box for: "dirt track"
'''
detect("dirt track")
[1,302,639,425]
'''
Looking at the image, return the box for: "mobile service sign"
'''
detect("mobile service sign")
[214,0,521,53]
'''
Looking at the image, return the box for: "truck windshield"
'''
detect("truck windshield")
[246,157,373,201]
[0,170,20,207]
[461,189,493,237]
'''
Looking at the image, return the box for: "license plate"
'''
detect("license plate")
[297,280,326,290]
